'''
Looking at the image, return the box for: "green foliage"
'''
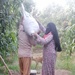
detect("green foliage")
[0,0,35,58]
[0,0,21,57]
[62,24,75,56]
[0,0,75,74]
[56,52,75,75]
[24,0,35,12]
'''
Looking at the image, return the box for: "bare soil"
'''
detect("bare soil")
[9,49,72,75]
[9,69,71,75]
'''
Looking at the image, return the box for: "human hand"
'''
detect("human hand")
[31,33,37,37]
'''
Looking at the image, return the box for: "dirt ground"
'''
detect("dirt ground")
[37,69,72,75]
[55,70,71,75]
[8,49,72,75]
[9,69,71,75]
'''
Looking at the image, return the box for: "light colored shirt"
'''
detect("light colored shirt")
[18,24,35,58]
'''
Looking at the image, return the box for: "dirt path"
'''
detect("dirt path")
[37,69,71,75]
[9,49,72,75]
[55,70,71,75]
[9,69,71,75]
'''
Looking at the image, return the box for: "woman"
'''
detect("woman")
[34,22,62,75]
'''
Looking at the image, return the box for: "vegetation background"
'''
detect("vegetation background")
[0,0,75,75]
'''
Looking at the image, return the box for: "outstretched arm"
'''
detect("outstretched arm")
[35,33,53,45]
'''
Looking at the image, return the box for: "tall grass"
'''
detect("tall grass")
[56,51,75,75]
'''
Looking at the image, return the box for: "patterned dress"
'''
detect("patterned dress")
[36,33,56,75]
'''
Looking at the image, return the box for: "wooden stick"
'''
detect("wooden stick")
[0,55,12,75]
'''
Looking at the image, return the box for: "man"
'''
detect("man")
[18,17,36,75]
